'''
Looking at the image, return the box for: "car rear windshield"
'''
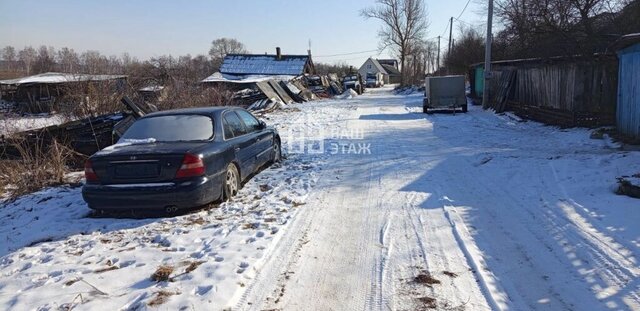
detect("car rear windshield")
[121,114,214,142]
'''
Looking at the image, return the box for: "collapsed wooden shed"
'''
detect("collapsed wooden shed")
[0,72,127,113]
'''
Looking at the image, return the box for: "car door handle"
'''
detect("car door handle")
[234,146,240,152]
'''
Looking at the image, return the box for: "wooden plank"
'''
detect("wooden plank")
[268,80,294,104]
[255,81,284,104]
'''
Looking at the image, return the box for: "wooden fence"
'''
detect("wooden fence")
[471,55,618,127]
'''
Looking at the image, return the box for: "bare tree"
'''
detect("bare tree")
[423,40,438,74]
[81,50,109,74]
[208,38,248,71]
[493,0,629,58]
[361,0,429,85]
[444,26,485,75]
[18,46,36,74]
[31,46,56,74]
[2,46,16,71]
[315,62,353,76]
[405,40,429,84]
[56,47,80,73]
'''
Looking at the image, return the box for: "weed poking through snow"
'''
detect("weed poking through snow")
[151,265,174,282]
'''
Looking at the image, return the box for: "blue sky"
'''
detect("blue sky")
[0,0,485,66]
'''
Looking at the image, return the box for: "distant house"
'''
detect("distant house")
[614,33,640,140]
[0,72,127,113]
[357,58,402,84]
[358,58,386,81]
[202,48,315,84]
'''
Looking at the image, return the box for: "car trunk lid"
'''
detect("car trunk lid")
[91,142,206,184]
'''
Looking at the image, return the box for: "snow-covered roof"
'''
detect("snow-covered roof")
[220,54,310,76]
[0,72,127,86]
[139,85,165,92]
[201,72,297,84]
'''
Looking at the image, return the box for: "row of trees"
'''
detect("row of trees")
[492,0,638,59]
[360,0,638,83]
[443,0,639,75]
[0,37,357,85]
[0,45,214,82]
[0,38,251,81]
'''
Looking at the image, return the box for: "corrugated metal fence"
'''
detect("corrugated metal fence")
[617,43,640,139]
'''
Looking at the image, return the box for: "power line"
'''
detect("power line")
[314,49,380,58]
[437,0,476,45]
[454,17,477,27]
[321,56,377,62]
[440,18,451,37]
[316,49,386,62]
[456,0,473,20]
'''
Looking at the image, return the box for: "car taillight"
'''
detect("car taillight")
[84,160,99,182]
[175,153,205,179]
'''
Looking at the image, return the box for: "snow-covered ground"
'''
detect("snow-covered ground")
[0,114,67,135]
[1,86,639,310]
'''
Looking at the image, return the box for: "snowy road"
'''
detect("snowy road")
[241,87,640,311]
[1,87,639,310]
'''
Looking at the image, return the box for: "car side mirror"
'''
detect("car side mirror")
[259,120,267,129]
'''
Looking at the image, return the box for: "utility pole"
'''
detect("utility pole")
[448,17,453,74]
[482,0,494,109]
[436,36,441,75]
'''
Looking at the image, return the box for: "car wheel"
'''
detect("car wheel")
[271,139,282,163]
[223,163,240,200]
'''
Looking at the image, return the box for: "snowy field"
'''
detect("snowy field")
[1,86,639,310]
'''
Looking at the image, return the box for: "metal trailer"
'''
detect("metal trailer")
[423,75,467,114]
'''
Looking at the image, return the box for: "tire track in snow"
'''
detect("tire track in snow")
[420,105,640,310]
[443,205,509,311]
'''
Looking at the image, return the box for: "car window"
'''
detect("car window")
[223,112,247,139]
[236,110,261,133]
[120,114,213,142]
[222,118,234,139]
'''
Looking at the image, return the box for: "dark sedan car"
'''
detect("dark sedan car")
[82,107,281,212]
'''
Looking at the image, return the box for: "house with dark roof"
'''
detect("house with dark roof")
[203,48,315,84]
[358,58,401,84]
